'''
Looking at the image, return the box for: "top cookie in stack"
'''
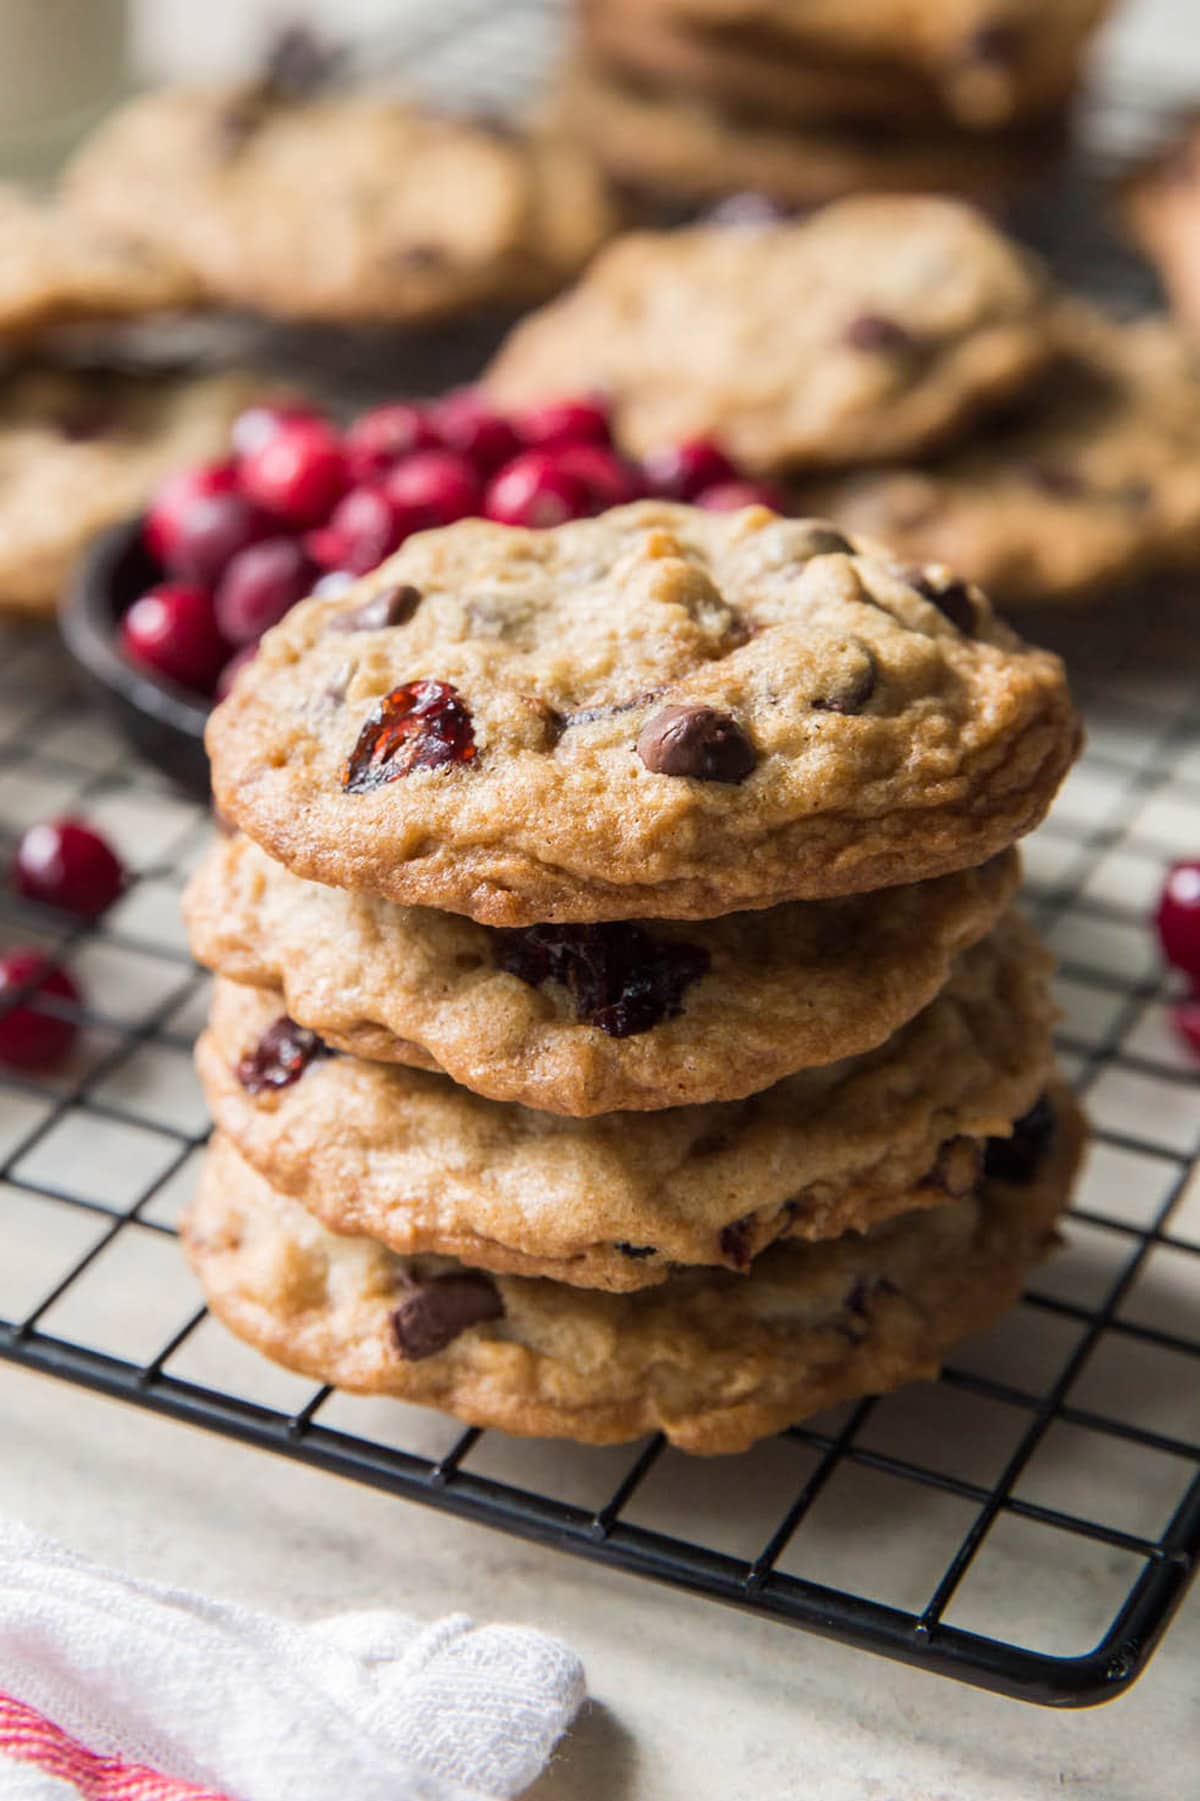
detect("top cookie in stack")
[558,0,1114,208]
[206,502,1078,928]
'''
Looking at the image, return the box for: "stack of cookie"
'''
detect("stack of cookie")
[486,195,1200,610]
[183,500,1082,1454]
[557,0,1114,209]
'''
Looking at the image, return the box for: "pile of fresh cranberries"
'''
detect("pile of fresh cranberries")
[120,392,782,699]
[0,819,125,1074]
[1156,860,1200,1058]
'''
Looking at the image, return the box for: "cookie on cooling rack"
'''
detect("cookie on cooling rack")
[64,75,620,325]
[0,366,264,617]
[194,914,1055,1291]
[207,503,1079,925]
[183,1082,1082,1453]
[486,197,1055,474]
[801,303,1200,608]
[186,833,1018,1114]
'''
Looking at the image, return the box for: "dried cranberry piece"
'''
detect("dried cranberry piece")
[236,1017,329,1094]
[342,681,476,793]
[496,922,709,1038]
[983,1094,1056,1185]
[391,1271,503,1360]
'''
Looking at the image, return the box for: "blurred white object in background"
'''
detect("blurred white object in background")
[0,0,127,175]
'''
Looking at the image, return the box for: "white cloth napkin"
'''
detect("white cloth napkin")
[0,1519,585,1801]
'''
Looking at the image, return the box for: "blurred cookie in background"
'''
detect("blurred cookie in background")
[1123,119,1200,334]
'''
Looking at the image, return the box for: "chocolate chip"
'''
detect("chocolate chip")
[637,705,756,783]
[812,642,878,714]
[966,20,1022,63]
[984,1094,1056,1185]
[719,1215,755,1270]
[614,1242,657,1260]
[391,1271,503,1361]
[792,524,854,560]
[905,567,975,635]
[236,1017,329,1094]
[845,313,913,354]
[1026,462,1087,499]
[331,584,422,633]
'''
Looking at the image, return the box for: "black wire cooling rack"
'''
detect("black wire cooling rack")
[1,0,1199,1712]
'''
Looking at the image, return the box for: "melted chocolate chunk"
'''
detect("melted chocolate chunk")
[718,1215,755,1270]
[614,1241,657,1260]
[793,524,854,559]
[637,705,756,783]
[236,1017,328,1094]
[905,567,976,634]
[812,642,878,714]
[844,313,914,354]
[984,1094,1056,1185]
[496,922,709,1039]
[342,680,475,792]
[331,584,422,633]
[391,1270,503,1361]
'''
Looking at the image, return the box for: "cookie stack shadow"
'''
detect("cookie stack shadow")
[182,500,1084,1454]
[556,0,1114,211]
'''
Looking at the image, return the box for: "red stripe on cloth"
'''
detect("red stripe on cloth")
[0,1690,234,1801]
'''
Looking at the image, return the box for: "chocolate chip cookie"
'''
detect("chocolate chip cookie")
[65,84,619,326]
[803,303,1200,607]
[183,1081,1081,1452]
[187,832,1018,1114]
[629,0,1112,128]
[194,913,1055,1291]
[486,198,1053,474]
[0,185,198,347]
[548,60,1065,212]
[0,366,263,616]
[208,503,1079,925]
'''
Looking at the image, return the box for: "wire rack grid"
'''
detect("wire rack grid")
[1,0,1199,1713]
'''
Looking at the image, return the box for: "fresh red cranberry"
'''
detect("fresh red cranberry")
[342,680,476,792]
[554,444,642,511]
[314,486,404,576]
[696,478,788,512]
[1173,998,1200,1059]
[484,451,590,528]
[0,951,80,1072]
[382,451,482,529]
[432,389,521,473]
[641,437,737,500]
[13,820,124,917]
[239,417,347,527]
[165,492,274,587]
[1156,861,1200,981]
[344,403,440,482]
[231,403,323,460]
[518,397,611,450]
[120,584,228,694]
[215,643,258,702]
[214,537,317,645]
[143,461,239,564]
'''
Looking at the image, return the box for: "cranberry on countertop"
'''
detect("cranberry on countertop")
[239,417,347,527]
[121,583,229,694]
[641,437,737,500]
[13,820,124,917]
[0,950,81,1072]
[555,443,642,508]
[1156,860,1200,982]
[231,403,323,460]
[344,403,440,482]
[484,451,590,528]
[518,397,611,450]
[313,486,404,575]
[215,537,317,645]
[143,461,239,565]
